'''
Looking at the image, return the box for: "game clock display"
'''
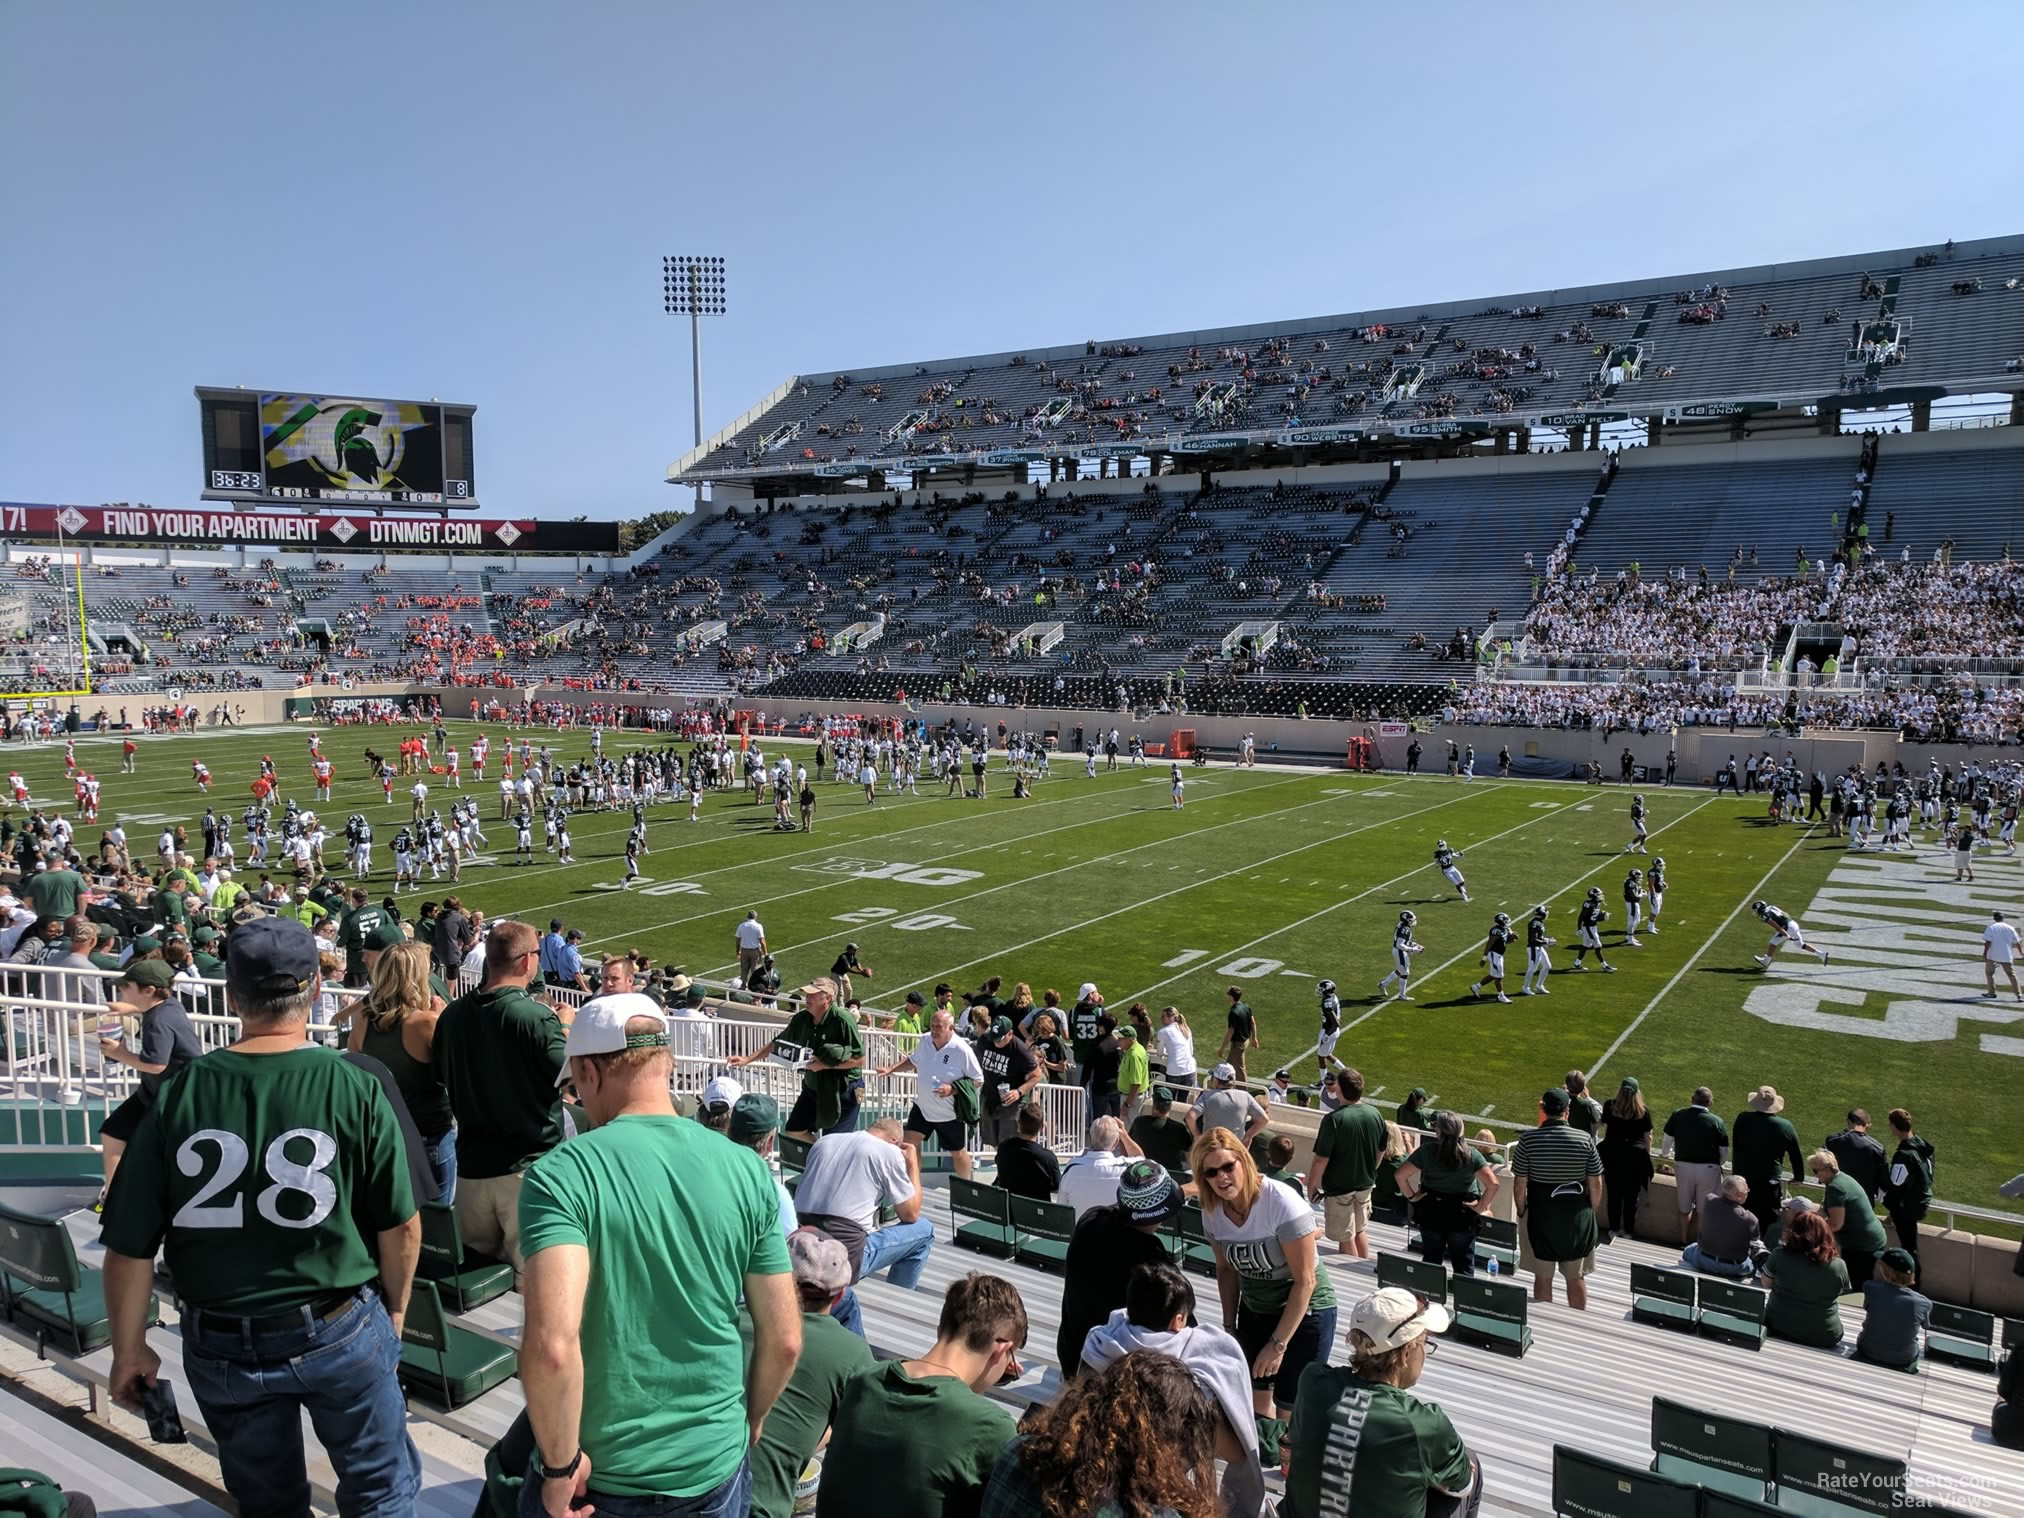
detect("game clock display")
[197,386,478,505]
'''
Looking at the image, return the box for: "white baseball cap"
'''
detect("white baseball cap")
[1078,982,1101,1002]
[557,993,668,1086]
[701,1075,744,1109]
[1210,1063,1237,1085]
[1350,1286,1453,1350]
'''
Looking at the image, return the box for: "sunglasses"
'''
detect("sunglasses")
[1201,1159,1242,1180]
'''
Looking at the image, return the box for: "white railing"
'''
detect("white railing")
[1,991,1090,1159]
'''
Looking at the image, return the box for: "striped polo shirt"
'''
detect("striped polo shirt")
[1511,1119,1602,1185]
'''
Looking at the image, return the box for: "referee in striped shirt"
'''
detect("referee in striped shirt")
[1512,1087,1604,1311]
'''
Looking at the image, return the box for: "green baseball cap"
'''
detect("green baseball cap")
[364,919,407,951]
[130,935,162,956]
[728,1094,781,1143]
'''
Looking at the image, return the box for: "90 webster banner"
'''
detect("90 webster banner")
[0,504,618,553]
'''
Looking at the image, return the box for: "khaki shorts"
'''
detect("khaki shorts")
[1323,1189,1374,1242]
[456,1171,527,1275]
[1674,1161,1724,1215]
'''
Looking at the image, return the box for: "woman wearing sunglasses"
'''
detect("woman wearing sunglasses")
[1191,1125,1337,1417]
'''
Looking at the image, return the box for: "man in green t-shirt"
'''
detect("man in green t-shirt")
[727,977,863,1140]
[745,1230,876,1518]
[1306,1066,1390,1259]
[1282,1287,1478,1518]
[100,915,421,1517]
[1660,1086,1729,1239]
[24,861,87,922]
[815,1272,1026,1518]
[1067,984,1105,1082]
[520,991,799,1515]
[335,886,387,989]
[1116,1023,1150,1122]
[1220,986,1259,1082]
[434,920,567,1274]
[1731,1085,1805,1234]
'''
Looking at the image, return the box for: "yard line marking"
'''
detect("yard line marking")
[590,780,1484,957]
[1589,821,1820,1081]
[1335,795,1721,1035]
[1116,795,1584,1008]
[855,787,1531,999]
[489,769,1319,930]
[698,786,1524,985]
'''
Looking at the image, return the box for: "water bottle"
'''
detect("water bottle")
[1487,1255,1499,1278]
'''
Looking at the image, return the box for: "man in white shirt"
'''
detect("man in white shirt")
[1057,1115,1144,1218]
[792,1119,931,1338]
[1982,909,2022,1001]
[733,910,768,986]
[877,1008,984,1179]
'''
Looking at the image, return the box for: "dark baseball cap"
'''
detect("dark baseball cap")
[118,958,177,991]
[1541,1087,1571,1116]
[227,915,320,995]
[905,990,926,1006]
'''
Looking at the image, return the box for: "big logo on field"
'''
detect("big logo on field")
[790,857,982,887]
[1745,851,2024,1058]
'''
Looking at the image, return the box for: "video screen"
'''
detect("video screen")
[259,394,446,498]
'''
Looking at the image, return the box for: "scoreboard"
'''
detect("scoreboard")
[197,386,478,506]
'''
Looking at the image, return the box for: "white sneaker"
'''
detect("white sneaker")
[1496,994,1512,1003]
[1537,986,1550,995]
[1470,984,1483,999]
[1625,937,1642,947]
[1398,994,1414,1002]
[1753,954,1770,967]
[1601,964,1617,973]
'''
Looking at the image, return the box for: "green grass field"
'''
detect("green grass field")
[8,721,2019,1215]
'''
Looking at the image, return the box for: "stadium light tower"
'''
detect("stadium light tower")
[663,255,727,503]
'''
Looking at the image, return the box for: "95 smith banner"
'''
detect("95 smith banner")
[0,503,619,554]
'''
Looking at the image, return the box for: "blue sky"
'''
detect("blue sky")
[3,1,2020,522]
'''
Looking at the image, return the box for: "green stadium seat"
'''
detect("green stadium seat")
[1449,1274,1531,1356]
[1700,1488,1785,1518]
[1170,1203,1219,1279]
[948,1178,1020,1256]
[398,1280,518,1411]
[1648,1396,1773,1500]
[1629,1263,1699,1334]
[1551,1445,1699,1518]
[1697,1279,1768,1350]
[0,1201,155,1357]
[1475,1216,1519,1273]
[1376,1252,1448,1305]
[779,1135,811,1177]
[1924,1303,1996,1372]
[1770,1429,1906,1518]
[2004,1317,2024,1354]
[1007,1196,1074,1272]
[417,1201,514,1312]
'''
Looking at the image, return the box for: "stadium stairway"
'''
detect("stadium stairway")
[25,1177,2008,1518]
[1,1383,229,1516]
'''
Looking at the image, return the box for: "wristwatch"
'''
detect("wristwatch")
[538,1449,584,1482]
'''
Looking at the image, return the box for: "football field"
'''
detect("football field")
[7,721,2019,1212]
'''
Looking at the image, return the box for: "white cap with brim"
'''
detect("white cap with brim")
[1350,1286,1453,1350]
[701,1075,744,1108]
[557,993,668,1086]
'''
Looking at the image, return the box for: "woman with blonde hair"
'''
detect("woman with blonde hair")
[1027,1011,1070,1081]
[1191,1125,1336,1416]
[1157,1005,1198,1090]
[347,939,454,1199]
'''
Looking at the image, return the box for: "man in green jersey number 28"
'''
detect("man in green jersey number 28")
[101,915,422,1517]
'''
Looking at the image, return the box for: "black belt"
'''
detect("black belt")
[188,1288,363,1337]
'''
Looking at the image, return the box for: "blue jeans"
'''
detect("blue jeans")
[519,1453,751,1517]
[829,1220,936,1338]
[182,1289,418,1518]
[425,1127,457,1204]
[1681,1242,1757,1279]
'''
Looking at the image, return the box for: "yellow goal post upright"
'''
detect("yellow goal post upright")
[5,548,94,703]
